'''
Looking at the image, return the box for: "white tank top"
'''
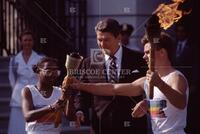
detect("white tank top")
[144,70,189,134]
[25,85,62,134]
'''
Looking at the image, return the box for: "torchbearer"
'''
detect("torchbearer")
[65,32,189,134]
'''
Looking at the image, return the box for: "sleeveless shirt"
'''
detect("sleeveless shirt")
[25,85,62,134]
[144,70,189,134]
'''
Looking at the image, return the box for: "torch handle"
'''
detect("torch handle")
[54,76,73,127]
[62,76,77,123]
[149,85,154,99]
[54,111,62,128]
[144,14,160,99]
[149,43,155,99]
[60,76,72,100]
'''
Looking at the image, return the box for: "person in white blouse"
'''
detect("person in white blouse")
[8,30,43,134]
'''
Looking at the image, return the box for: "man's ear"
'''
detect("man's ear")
[117,34,122,41]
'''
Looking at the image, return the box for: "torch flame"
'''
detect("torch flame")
[154,0,191,30]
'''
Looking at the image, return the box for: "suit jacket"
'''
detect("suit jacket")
[76,46,148,134]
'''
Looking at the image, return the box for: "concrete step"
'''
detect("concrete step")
[0,98,10,113]
[0,56,10,70]
[0,113,9,134]
[0,57,10,134]
[0,130,7,134]
[0,69,9,84]
[0,84,12,98]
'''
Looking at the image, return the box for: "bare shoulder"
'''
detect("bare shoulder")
[169,71,188,84]
[21,87,31,97]
[168,71,188,93]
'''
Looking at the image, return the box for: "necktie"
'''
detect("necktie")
[176,42,182,57]
[109,56,118,83]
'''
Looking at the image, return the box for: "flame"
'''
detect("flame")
[154,0,191,30]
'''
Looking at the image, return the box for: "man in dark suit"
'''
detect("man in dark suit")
[75,18,147,134]
[174,20,192,85]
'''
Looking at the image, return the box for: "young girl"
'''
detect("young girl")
[21,57,67,134]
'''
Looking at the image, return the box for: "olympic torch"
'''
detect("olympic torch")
[145,14,161,99]
[146,0,191,99]
[54,53,83,127]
